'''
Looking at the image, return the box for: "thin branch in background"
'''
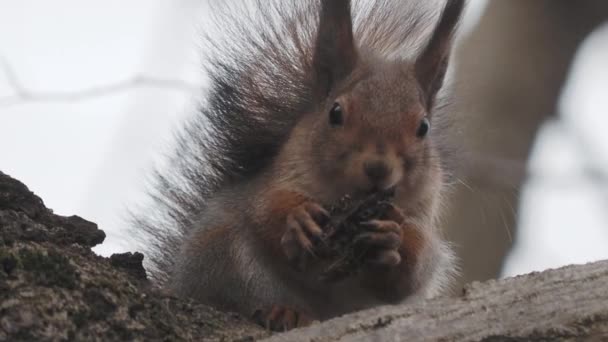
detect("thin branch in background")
[2,55,606,192]
[0,55,202,109]
[0,55,26,97]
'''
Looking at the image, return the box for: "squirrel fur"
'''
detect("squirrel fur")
[133,0,465,330]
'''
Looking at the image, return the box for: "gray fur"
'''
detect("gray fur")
[131,0,464,322]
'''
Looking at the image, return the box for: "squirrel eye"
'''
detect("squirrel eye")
[329,102,344,126]
[416,117,430,138]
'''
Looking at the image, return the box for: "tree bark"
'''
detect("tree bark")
[266,260,608,341]
[0,171,268,341]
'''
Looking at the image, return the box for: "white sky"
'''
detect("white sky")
[0,1,606,277]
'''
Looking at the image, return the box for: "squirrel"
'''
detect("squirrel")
[133,0,465,331]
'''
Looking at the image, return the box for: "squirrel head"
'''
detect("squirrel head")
[308,65,433,197]
[281,0,464,202]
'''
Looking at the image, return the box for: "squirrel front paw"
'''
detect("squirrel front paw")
[252,305,314,331]
[355,204,405,267]
[281,202,329,271]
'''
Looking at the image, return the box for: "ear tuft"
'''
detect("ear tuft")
[415,0,465,110]
[313,0,358,99]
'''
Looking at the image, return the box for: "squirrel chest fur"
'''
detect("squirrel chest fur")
[136,0,465,331]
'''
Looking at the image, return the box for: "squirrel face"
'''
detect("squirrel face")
[275,0,461,204]
[306,62,437,200]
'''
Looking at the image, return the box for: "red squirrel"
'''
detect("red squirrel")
[134,0,465,331]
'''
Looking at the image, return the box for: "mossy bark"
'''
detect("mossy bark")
[0,171,268,341]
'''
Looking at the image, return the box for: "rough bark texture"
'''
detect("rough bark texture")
[2,170,608,341]
[267,260,608,341]
[0,171,268,341]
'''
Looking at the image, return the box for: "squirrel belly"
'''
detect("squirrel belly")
[135,0,465,331]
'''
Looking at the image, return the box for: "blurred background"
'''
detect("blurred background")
[1,0,607,290]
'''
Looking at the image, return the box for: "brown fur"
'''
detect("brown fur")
[254,190,310,258]
[139,0,465,331]
[192,225,230,249]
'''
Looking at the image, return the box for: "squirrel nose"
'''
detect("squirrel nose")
[364,160,390,184]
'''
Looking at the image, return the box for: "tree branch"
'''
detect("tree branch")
[266,260,608,341]
[0,55,201,108]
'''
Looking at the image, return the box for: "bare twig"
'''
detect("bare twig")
[0,55,25,97]
[0,55,201,108]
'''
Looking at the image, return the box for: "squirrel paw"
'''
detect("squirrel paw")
[252,305,314,331]
[281,202,329,271]
[355,204,405,267]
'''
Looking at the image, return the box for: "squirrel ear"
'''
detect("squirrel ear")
[415,0,465,110]
[313,0,357,98]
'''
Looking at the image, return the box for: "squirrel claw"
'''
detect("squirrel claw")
[252,305,314,331]
[380,203,406,224]
[281,202,329,270]
[365,250,402,267]
[355,219,403,267]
